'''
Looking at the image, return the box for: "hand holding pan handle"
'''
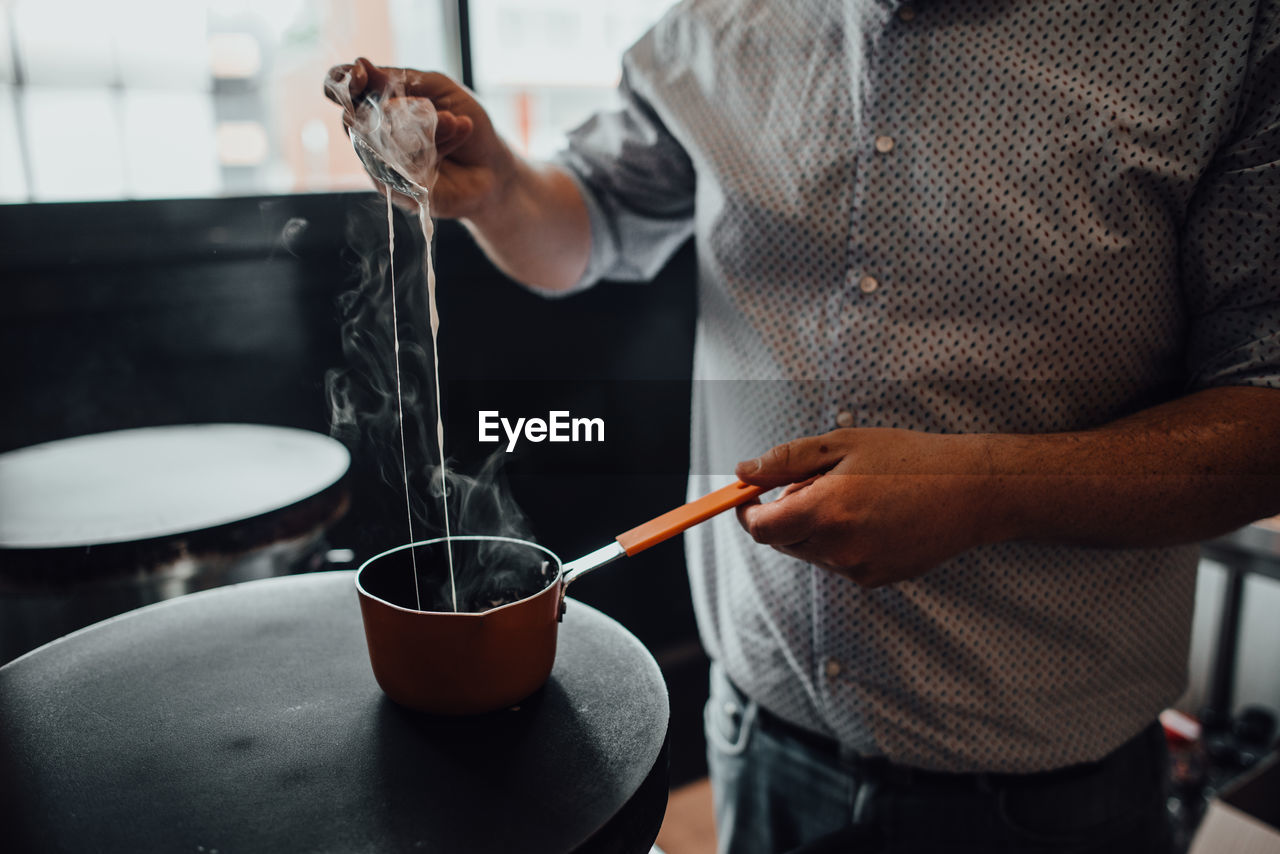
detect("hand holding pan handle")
[559,480,765,591]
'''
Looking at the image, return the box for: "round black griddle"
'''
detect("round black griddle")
[0,425,352,662]
[0,571,670,854]
[0,423,350,550]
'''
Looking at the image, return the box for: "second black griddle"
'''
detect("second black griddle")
[0,571,669,854]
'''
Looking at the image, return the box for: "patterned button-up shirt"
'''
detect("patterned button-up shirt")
[556,0,1280,772]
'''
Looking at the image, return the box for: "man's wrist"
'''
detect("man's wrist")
[459,158,591,292]
[962,433,1025,549]
[462,154,524,236]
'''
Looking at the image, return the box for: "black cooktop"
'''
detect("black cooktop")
[0,571,669,853]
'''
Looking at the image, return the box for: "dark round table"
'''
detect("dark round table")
[0,572,669,853]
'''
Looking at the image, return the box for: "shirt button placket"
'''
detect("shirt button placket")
[865,126,893,297]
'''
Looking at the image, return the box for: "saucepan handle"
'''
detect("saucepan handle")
[560,480,765,589]
[617,480,764,556]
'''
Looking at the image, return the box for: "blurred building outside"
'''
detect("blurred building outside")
[0,0,670,204]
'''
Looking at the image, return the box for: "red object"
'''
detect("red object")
[1160,708,1203,748]
[515,90,533,154]
[357,558,563,715]
[355,482,766,714]
[618,480,764,555]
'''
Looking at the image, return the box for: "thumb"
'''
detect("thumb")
[353,57,385,96]
[434,111,474,158]
[735,434,845,489]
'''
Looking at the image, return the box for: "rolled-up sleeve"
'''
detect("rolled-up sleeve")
[553,30,697,290]
[1182,1,1280,390]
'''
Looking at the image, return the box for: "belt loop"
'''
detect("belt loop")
[707,665,758,757]
[851,770,879,824]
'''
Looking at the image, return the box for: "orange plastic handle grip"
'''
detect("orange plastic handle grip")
[615,480,766,556]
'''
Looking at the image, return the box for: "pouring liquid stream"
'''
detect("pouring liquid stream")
[385,190,456,612]
[418,197,457,612]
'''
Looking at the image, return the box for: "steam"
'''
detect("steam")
[322,65,542,613]
[279,216,309,254]
[426,454,544,611]
[323,67,440,195]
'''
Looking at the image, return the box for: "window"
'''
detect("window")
[468,0,671,158]
[0,0,668,203]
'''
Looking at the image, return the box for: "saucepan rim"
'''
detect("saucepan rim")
[354,534,563,618]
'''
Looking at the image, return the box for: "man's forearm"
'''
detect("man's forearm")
[981,385,1280,549]
[463,160,591,293]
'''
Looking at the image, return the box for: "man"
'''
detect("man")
[328,0,1279,850]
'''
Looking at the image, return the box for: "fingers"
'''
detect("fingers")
[330,57,398,103]
[327,59,461,104]
[736,493,816,546]
[324,65,351,105]
[328,58,475,159]
[342,106,471,151]
[324,58,387,107]
[434,112,474,159]
[780,474,821,497]
[770,542,843,577]
[350,58,373,99]
[352,57,380,96]
[735,432,847,489]
[352,57,466,102]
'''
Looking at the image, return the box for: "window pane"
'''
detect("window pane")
[0,87,29,201]
[122,91,220,198]
[115,1,211,91]
[21,87,127,201]
[0,10,15,84]
[12,1,118,87]
[4,0,457,203]
[469,0,673,159]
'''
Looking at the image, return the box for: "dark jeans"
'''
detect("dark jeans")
[704,664,1173,854]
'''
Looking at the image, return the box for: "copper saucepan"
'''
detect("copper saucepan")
[355,480,763,714]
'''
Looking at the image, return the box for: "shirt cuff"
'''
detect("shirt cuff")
[529,158,615,299]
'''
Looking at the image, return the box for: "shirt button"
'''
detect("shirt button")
[859,275,879,293]
[874,135,895,153]
[825,658,842,678]
[835,410,855,428]
[898,6,916,21]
